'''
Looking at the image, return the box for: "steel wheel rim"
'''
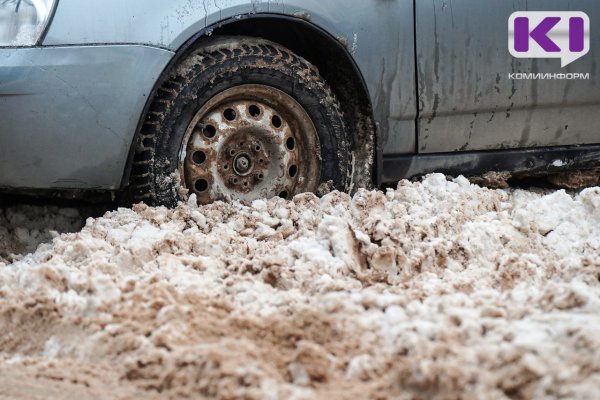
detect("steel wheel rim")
[179,84,321,204]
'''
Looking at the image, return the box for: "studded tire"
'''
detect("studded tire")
[130,36,351,207]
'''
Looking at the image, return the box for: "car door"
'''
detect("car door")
[416,0,600,153]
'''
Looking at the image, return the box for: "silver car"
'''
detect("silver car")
[1,0,599,205]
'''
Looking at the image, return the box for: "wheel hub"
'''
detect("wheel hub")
[180,84,321,204]
[216,130,275,194]
[234,154,252,175]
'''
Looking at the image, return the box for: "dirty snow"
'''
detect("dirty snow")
[0,174,599,399]
[0,205,83,264]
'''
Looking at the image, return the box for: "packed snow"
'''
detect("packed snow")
[0,174,599,399]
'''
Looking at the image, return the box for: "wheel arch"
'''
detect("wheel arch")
[122,14,378,194]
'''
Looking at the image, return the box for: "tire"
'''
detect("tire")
[130,36,351,207]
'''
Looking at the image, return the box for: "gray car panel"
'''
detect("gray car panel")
[43,0,281,50]
[416,0,600,153]
[0,45,173,189]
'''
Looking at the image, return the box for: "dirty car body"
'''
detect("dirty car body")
[0,0,599,197]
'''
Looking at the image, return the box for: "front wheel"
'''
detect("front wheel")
[131,36,351,207]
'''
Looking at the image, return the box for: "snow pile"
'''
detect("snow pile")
[0,205,83,264]
[0,174,599,399]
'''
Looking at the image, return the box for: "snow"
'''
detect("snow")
[0,204,83,265]
[0,174,599,399]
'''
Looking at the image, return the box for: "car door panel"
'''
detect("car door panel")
[416,0,600,153]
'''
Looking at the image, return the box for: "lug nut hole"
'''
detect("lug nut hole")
[249,105,261,117]
[195,179,209,192]
[192,151,206,165]
[279,191,289,199]
[204,124,217,138]
[286,137,296,151]
[289,165,298,178]
[224,108,237,121]
[272,115,282,128]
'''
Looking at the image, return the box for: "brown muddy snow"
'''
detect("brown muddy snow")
[0,174,599,400]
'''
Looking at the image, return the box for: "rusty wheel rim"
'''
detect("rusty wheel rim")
[179,84,321,204]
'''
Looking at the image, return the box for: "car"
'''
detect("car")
[1,0,599,206]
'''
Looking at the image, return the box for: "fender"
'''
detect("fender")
[45,0,418,158]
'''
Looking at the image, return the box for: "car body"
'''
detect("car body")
[1,0,599,199]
